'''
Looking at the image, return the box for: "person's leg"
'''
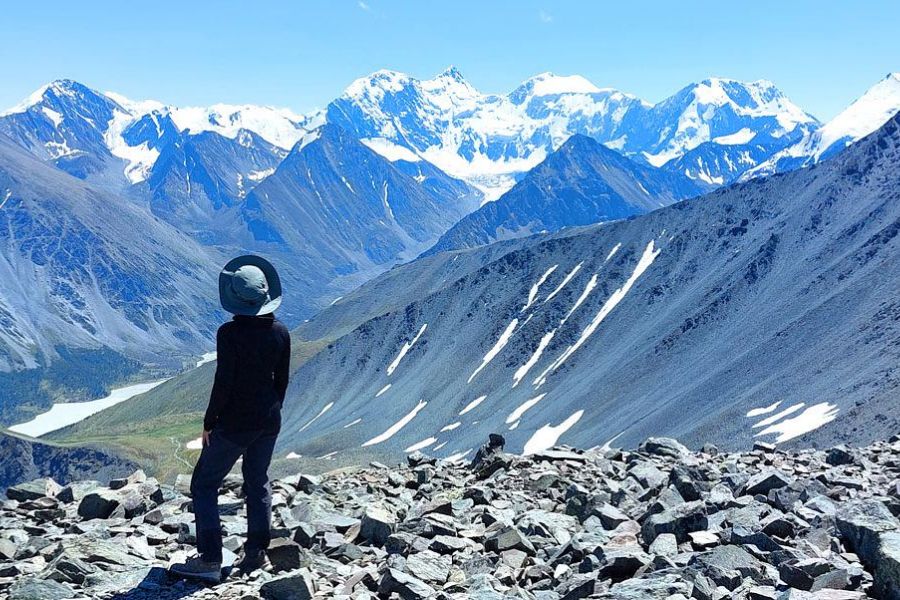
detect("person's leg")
[241,426,278,554]
[190,429,246,564]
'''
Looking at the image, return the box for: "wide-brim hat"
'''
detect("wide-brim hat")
[219,255,282,316]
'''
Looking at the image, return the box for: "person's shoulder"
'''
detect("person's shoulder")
[271,318,290,336]
[217,320,237,336]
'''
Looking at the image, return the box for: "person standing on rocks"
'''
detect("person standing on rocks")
[170,255,291,584]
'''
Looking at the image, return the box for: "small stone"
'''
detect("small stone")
[378,568,436,599]
[360,505,395,546]
[266,538,303,572]
[744,469,794,496]
[6,478,62,501]
[639,437,690,458]
[405,549,451,584]
[649,533,678,557]
[259,569,316,600]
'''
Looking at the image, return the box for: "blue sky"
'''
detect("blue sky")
[1,1,898,121]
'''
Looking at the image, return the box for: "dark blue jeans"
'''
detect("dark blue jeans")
[190,426,279,563]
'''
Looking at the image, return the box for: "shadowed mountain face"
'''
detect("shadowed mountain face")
[269,113,900,462]
[424,134,705,256]
[0,133,223,419]
[0,131,220,423]
[0,118,481,423]
[0,430,136,493]
[237,124,482,312]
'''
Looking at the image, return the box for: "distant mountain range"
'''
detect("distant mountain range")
[1,69,898,426]
[328,69,821,196]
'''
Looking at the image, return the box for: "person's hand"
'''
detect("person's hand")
[202,429,211,448]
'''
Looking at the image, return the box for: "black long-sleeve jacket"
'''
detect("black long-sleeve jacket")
[203,314,291,432]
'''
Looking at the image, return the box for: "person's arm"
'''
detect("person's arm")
[274,327,291,404]
[203,326,235,432]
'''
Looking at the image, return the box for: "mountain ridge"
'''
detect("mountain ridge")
[423,134,705,255]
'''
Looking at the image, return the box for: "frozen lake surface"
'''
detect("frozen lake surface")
[9,379,169,438]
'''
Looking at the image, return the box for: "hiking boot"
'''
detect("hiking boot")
[169,556,222,584]
[233,548,269,575]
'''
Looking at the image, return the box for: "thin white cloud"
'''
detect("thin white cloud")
[358,1,372,11]
[539,10,553,23]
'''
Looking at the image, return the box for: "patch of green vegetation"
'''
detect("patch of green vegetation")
[49,338,331,482]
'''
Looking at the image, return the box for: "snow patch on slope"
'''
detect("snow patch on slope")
[363,399,428,447]
[523,410,584,455]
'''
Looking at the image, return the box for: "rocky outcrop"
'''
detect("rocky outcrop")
[0,435,899,598]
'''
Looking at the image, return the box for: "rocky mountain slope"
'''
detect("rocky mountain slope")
[237,124,480,304]
[57,112,900,475]
[0,132,223,422]
[1,435,899,598]
[0,430,136,494]
[270,110,900,463]
[424,134,705,255]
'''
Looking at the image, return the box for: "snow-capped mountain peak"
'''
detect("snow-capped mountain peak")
[740,72,900,181]
[510,72,603,102]
[640,77,819,167]
[0,79,101,116]
[343,69,416,100]
[813,72,900,157]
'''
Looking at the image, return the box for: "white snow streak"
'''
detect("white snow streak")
[746,401,782,417]
[286,452,302,459]
[601,430,626,451]
[523,410,584,455]
[459,395,487,415]
[512,330,556,387]
[535,241,661,387]
[299,402,334,433]
[605,243,622,262]
[362,400,428,447]
[343,418,362,428]
[754,403,839,443]
[560,274,598,325]
[544,263,582,303]
[440,422,461,432]
[405,437,437,453]
[467,319,518,383]
[195,352,217,368]
[522,265,558,312]
[186,437,203,450]
[752,403,805,428]
[387,324,427,376]
[376,384,392,397]
[506,393,547,424]
[445,449,472,463]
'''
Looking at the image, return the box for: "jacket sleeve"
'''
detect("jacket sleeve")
[204,326,235,431]
[274,327,291,404]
